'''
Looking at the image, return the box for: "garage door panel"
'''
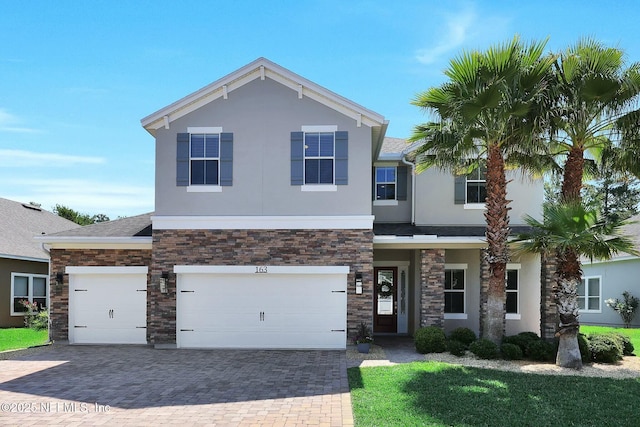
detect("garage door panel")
[70,273,147,345]
[177,271,347,349]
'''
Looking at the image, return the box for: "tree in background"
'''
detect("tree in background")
[53,204,110,226]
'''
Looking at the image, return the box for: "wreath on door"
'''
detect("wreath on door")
[377,282,394,298]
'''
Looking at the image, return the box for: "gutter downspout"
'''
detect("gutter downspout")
[400,147,416,225]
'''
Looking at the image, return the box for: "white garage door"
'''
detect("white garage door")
[67,267,147,345]
[176,266,347,349]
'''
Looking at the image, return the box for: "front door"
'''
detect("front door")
[373,267,397,333]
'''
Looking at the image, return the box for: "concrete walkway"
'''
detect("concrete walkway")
[0,344,353,426]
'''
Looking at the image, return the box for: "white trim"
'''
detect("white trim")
[373,200,399,206]
[444,313,468,320]
[174,265,349,275]
[0,253,48,263]
[66,266,148,275]
[507,263,522,270]
[463,203,486,210]
[10,272,49,316]
[187,126,223,134]
[506,314,521,320]
[579,275,602,313]
[141,58,385,135]
[301,185,337,192]
[187,185,223,193]
[36,236,152,250]
[301,125,338,132]
[151,215,374,230]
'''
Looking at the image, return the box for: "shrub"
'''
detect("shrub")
[19,300,49,331]
[527,339,555,361]
[469,339,499,359]
[577,333,591,363]
[610,332,634,356]
[448,327,476,347]
[447,339,467,357]
[605,291,640,328]
[588,334,623,363]
[414,326,447,354]
[502,332,541,355]
[500,343,523,360]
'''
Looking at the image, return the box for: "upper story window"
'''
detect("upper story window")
[11,273,48,315]
[291,126,348,191]
[176,127,233,191]
[375,167,396,200]
[454,164,486,206]
[466,166,487,204]
[190,133,220,185]
[304,132,335,184]
[578,276,601,312]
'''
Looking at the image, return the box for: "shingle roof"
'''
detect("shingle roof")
[380,137,409,154]
[45,212,153,238]
[0,198,80,260]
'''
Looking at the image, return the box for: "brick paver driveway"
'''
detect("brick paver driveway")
[0,345,353,426]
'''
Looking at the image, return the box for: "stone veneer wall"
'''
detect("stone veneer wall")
[540,252,558,341]
[49,249,152,341]
[150,229,374,344]
[419,249,445,327]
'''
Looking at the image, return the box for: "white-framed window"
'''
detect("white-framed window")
[578,276,601,312]
[466,165,487,204]
[304,131,335,185]
[375,167,396,200]
[190,132,220,186]
[11,273,48,315]
[506,265,520,319]
[444,266,466,316]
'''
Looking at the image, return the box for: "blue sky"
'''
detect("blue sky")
[1,0,639,218]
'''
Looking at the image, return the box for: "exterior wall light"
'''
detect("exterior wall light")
[355,272,363,294]
[159,271,169,294]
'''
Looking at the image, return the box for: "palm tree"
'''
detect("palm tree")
[514,202,637,368]
[551,39,640,204]
[410,36,555,343]
[539,39,640,366]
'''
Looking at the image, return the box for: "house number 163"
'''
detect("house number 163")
[255,266,268,273]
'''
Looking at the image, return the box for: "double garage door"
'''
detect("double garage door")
[176,266,348,349]
[67,266,347,349]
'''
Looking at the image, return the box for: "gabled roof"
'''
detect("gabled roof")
[0,198,79,261]
[36,212,153,249]
[141,57,388,140]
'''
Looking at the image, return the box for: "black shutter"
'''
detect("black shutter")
[220,133,233,186]
[176,133,190,187]
[454,175,466,204]
[397,166,408,201]
[291,132,304,185]
[334,131,348,185]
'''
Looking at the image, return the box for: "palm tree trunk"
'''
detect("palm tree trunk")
[555,247,583,369]
[557,145,585,368]
[483,144,510,343]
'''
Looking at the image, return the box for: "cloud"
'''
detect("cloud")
[415,7,476,65]
[0,149,105,167]
[3,179,154,218]
[0,109,41,133]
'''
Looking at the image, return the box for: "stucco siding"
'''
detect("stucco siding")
[154,78,373,217]
[0,258,48,327]
[581,258,640,327]
[414,169,543,226]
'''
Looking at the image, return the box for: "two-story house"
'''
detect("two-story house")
[40,58,544,349]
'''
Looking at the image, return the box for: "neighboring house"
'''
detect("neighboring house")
[0,198,78,327]
[39,57,544,349]
[580,215,640,327]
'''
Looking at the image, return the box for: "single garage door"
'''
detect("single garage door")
[176,266,348,349]
[67,266,147,344]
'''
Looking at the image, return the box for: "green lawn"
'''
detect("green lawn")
[581,325,640,351]
[348,361,640,427]
[0,328,49,352]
